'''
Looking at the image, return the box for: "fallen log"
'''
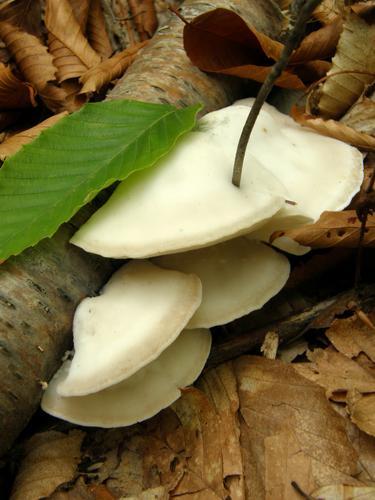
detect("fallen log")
[0,0,284,457]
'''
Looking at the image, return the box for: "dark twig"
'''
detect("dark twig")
[232,0,323,187]
[291,481,316,499]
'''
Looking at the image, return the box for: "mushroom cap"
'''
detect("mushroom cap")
[214,98,363,220]
[154,238,290,329]
[41,328,211,427]
[57,260,202,397]
[229,98,363,253]
[70,124,287,258]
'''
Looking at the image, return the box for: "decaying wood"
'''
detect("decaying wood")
[208,284,375,368]
[0,0,284,458]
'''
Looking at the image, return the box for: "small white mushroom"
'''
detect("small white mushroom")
[154,238,290,329]
[41,329,211,427]
[70,126,287,258]
[57,260,202,397]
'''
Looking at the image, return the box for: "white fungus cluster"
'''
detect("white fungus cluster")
[42,99,363,427]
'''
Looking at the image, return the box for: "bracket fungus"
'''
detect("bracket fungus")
[41,329,211,427]
[57,260,202,397]
[70,98,363,258]
[154,238,290,329]
[42,97,364,429]
[70,120,287,258]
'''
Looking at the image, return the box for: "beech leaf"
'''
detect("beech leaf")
[183,8,305,90]
[0,100,199,261]
[271,210,375,249]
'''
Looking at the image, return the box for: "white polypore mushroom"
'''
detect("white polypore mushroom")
[57,260,202,397]
[41,328,211,427]
[70,124,288,258]
[154,238,290,329]
[224,98,364,253]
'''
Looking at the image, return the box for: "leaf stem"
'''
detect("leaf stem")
[232,0,323,187]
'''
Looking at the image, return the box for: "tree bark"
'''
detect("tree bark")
[0,0,283,457]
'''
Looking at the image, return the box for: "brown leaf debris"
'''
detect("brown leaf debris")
[0,62,36,108]
[11,430,84,500]
[86,0,113,59]
[316,10,375,119]
[45,0,101,69]
[0,21,56,91]
[128,0,158,40]
[0,112,67,160]
[80,41,148,94]
[291,106,375,150]
[272,210,375,249]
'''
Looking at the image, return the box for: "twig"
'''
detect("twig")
[232,0,323,187]
[291,481,316,499]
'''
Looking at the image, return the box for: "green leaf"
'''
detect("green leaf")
[0,100,200,261]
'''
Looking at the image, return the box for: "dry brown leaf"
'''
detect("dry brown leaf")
[294,347,375,400]
[348,393,375,437]
[45,0,101,69]
[317,11,375,119]
[312,484,375,499]
[291,106,375,150]
[0,62,36,108]
[342,94,375,136]
[0,21,56,91]
[183,8,305,90]
[69,0,91,30]
[313,0,345,24]
[234,356,360,499]
[80,41,147,94]
[0,112,67,160]
[272,210,375,249]
[326,314,375,363]
[0,0,43,38]
[128,0,158,40]
[10,430,84,500]
[289,17,342,65]
[294,59,332,84]
[13,357,370,499]
[86,0,113,59]
[46,0,93,83]
[48,34,88,83]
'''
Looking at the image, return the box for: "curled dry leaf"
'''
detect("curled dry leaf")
[348,392,375,438]
[289,16,342,64]
[342,94,375,136]
[316,11,375,119]
[183,8,305,90]
[183,8,341,90]
[128,0,158,40]
[0,21,56,91]
[271,210,375,249]
[48,34,88,83]
[80,41,148,94]
[10,430,84,500]
[291,106,375,150]
[0,62,36,108]
[86,0,113,59]
[45,0,101,69]
[0,112,67,160]
[0,0,43,39]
